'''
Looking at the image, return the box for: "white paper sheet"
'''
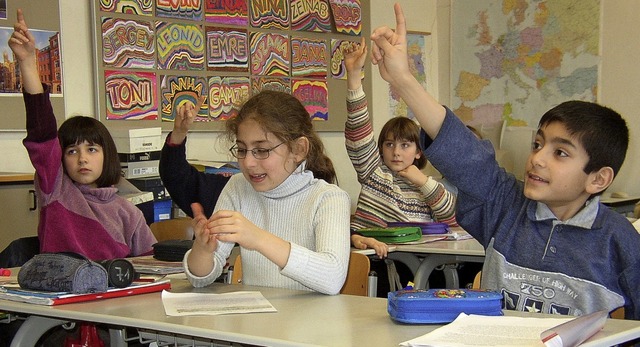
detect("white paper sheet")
[400,313,571,347]
[162,290,277,316]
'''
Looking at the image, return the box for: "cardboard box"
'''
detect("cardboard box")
[121,160,160,179]
[154,199,172,223]
[129,177,170,201]
[111,127,162,153]
[118,151,161,163]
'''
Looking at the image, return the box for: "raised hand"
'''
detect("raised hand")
[343,37,368,90]
[8,9,42,94]
[8,9,36,62]
[169,95,206,145]
[370,3,410,85]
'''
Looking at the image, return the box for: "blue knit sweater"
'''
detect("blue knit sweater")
[422,107,640,319]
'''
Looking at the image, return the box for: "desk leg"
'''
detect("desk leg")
[10,316,68,347]
[387,252,422,275]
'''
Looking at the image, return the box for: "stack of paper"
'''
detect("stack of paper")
[400,311,608,347]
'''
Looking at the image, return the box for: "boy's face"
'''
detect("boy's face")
[381,136,421,173]
[523,122,595,220]
[63,141,104,188]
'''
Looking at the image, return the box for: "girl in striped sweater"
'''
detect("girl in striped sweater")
[344,38,457,259]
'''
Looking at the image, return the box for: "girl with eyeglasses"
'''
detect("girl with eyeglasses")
[184,91,351,295]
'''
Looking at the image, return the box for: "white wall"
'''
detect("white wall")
[1,0,638,206]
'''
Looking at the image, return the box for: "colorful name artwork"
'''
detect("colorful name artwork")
[292,79,328,120]
[250,0,289,29]
[104,70,158,120]
[209,76,250,120]
[161,75,209,121]
[100,0,153,16]
[205,0,248,26]
[156,22,205,70]
[206,27,249,71]
[102,18,155,69]
[156,0,203,20]
[330,39,354,79]
[290,0,331,32]
[249,32,290,76]
[251,77,291,94]
[329,0,361,35]
[291,37,327,78]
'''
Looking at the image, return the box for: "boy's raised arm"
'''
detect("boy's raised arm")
[8,9,43,94]
[370,3,446,140]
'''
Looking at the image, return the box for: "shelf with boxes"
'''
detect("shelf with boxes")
[111,127,172,224]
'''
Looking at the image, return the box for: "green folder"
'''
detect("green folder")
[357,226,422,243]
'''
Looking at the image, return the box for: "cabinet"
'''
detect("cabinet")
[0,173,39,251]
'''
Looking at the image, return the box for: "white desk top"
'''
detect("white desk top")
[354,227,485,257]
[2,277,639,347]
[394,231,484,256]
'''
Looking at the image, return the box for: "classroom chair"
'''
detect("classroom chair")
[230,252,376,297]
[149,217,194,242]
[471,271,626,319]
[0,236,39,268]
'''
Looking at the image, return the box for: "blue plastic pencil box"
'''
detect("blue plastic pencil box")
[387,289,503,324]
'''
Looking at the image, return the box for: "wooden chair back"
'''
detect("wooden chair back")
[230,252,372,296]
[340,252,371,296]
[472,271,626,319]
[149,217,193,242]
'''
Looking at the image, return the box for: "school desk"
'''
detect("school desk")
[2,278,640,347]
[353,227,485,289]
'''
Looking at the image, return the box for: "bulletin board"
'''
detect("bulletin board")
[91,0,371,132]
[0,0,65,130]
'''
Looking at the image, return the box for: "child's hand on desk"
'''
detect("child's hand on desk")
[352,234,389,258]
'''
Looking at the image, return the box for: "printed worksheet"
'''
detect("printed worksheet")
[162,290,277,316]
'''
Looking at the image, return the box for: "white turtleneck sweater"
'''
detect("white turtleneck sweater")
[183,167,351,295]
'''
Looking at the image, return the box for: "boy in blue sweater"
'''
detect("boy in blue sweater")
[370,3,640,319]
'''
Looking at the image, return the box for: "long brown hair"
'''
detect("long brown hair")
[226,90,337,183]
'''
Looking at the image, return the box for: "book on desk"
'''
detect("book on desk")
[0,279,170,306]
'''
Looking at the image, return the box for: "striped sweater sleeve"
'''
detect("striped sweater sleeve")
[344,86,381,183]
[420,177,458,226]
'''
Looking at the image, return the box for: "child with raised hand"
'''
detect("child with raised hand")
[159,96,230,219]
[9,9,156,260]
[371,3,640,319]
[343,37,457,259]
[185,90,351,295]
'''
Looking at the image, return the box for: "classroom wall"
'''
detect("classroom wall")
[1,0,638,211]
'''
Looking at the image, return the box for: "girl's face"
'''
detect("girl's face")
[63,141,104,187]
[381,136,421,172]
[235,119,301,192]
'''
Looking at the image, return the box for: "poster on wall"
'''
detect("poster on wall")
[0,27,63,95]
[388,31,430,119]
[92,0,368,131]
[450,0,600,129]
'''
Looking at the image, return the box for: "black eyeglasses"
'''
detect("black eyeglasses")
[229,142,285,160]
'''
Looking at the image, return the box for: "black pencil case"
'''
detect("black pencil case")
[18,252,108,294]
[153,239,193,262]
